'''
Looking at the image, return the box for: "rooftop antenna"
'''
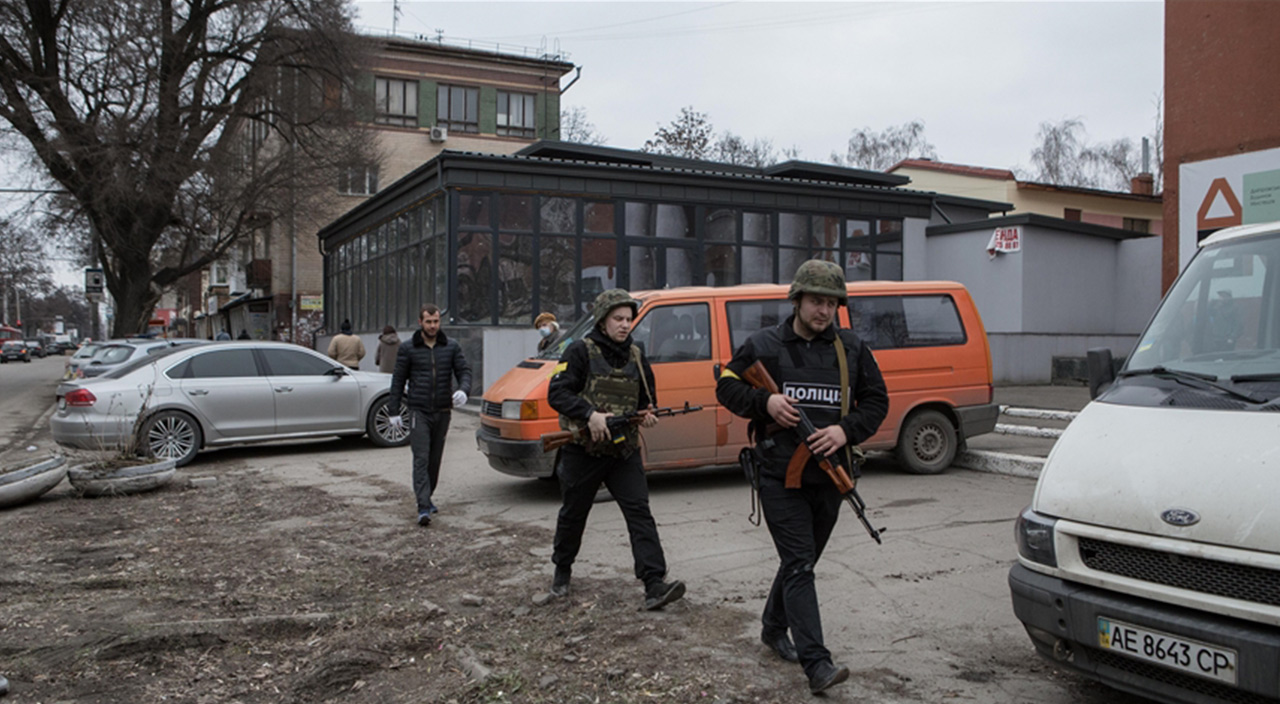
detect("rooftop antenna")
[391,0,402,35]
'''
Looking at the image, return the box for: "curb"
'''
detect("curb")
[954,449,1044,479]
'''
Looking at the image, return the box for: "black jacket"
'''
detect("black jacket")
[716,315,889,484]
[389,329,472,413]
[548,329,656,422]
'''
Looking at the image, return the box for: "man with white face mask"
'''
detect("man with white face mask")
[534,311,561,353]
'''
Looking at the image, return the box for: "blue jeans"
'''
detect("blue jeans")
[409,408,450,515]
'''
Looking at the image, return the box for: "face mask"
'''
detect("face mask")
[538,326,552,338]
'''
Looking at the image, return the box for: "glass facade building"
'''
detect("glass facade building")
[319,143,966,332]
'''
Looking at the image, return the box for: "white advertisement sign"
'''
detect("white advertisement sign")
[986,226,1021,259]
[1179,147,1280,270]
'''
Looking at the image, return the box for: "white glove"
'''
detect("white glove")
[452,390,468,408]
[387,414,404,430]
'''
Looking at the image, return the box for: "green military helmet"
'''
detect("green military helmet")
[788,259,848,303]
[591,288,641,326]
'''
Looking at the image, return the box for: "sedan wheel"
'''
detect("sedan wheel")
[368,397,410,447]
[142,411,203,467]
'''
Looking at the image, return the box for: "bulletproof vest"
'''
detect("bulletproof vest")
[559,339,643,456]
[759,330,852,483]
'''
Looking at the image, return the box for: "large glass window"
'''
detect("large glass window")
[581,238,617,316]
[374,77,418,127]
[182,349,260,379]
[338,165,378,195]
[437,84,479,133]
[497,91,536,138]
[625,203,694,238]
[705,208,738,286]
[261,348,336,376]
[498,233,533,324]
[540,197,576,234]
[456,231,492,322]
[539,236,579,322]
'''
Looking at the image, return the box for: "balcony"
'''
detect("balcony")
[247,259,272,290]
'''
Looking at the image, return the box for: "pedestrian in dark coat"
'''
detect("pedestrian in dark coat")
[375,324,400,374]
[387,305,472,526]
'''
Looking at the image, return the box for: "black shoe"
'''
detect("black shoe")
[762,628,799,663]
[550,568,571,598]
[643,580,686,611]
[417,512,432,527]
[808,661,849,694]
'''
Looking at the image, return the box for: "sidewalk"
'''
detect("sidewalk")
[955,383,1093,478]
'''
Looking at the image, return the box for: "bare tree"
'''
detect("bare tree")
[642,106,713,159]
[710,132,777,167]
[1025,112,1163,192]
[831,120,937,171]
[0,0,377,336]
[560,106,607,146]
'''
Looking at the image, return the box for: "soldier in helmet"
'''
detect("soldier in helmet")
[545,288,687,611]
[715,260,889,694]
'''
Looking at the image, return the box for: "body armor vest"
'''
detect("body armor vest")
[559,339,644,457]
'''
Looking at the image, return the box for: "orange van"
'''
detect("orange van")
[476,282,997,478]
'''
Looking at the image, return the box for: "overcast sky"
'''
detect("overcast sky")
[352,0,1165,172]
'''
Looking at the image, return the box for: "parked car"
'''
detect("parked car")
[476,281,998,478]
[1,341,31,363]
[77,338,203,378]
[64,341,103,379]
[23,339,46,358]
[1010,220,1280,704]
[51,341,409,466]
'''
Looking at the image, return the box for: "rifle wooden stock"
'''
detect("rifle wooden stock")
[540,403,703,453]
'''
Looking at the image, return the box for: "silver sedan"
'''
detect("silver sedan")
[51,341,409,466]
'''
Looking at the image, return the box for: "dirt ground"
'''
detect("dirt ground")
[0,462,823,704]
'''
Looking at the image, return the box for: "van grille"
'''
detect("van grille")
[1088,647,1270,704]
[1078,538,1280,607]
[481,400,502,418]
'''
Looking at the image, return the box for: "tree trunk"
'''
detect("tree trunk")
[109,258,162,337]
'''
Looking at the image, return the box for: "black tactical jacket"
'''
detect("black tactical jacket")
[389,329,472,413]
[716,315,889,484]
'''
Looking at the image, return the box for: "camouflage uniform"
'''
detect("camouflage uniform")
[545,289,685,609]
[715,260,889,692]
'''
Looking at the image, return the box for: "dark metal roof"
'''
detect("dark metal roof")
[926,212,1156,241]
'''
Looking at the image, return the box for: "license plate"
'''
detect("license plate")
[1098,617,1238,685]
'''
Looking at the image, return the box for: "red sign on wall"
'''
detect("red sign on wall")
[986,226,1021,259]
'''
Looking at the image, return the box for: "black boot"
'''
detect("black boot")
[761,628,799,662]
[643,580,686,611]
[550,567,571,598]
[807,660,849,694]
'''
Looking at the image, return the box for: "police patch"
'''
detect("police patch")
[782,381,843,408]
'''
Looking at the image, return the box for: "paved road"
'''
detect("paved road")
[0,354,64,460]
[6,373,1148,702]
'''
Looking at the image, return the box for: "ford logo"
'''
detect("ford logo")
[1161,508,1200,527]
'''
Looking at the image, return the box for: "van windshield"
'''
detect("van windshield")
[534,313,598,360]
[1127,231,1280,385]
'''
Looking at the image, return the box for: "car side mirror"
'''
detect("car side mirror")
[327,366,347,378]
[1086,347,1115,400]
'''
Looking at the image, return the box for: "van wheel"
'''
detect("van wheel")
[896,409,956,475]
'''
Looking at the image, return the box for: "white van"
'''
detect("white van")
[1009,220,1280,704]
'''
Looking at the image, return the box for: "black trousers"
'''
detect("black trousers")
[551,446,667,587]
[409,408,450,515]
[759,478,842,677]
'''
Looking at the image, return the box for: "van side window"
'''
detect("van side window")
[849,295,967,349]
[632,303,712,363]
[727,299,793,351]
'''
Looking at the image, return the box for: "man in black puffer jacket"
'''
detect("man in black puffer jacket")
[388,304,473,526]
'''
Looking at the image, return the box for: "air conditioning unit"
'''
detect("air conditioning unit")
[429,125,448,143]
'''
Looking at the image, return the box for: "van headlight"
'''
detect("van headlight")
[501,400,539,420]
[1015,506,1058,567]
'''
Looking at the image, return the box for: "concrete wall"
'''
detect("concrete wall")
[926,228,1023,334]
[1023,227,1117,334]
[1115,236,1164,333]
[902,216,930,281]
[989,333,1139,384]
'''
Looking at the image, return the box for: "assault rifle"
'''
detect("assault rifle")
[540,402,703,453]
[740,360,884,544]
